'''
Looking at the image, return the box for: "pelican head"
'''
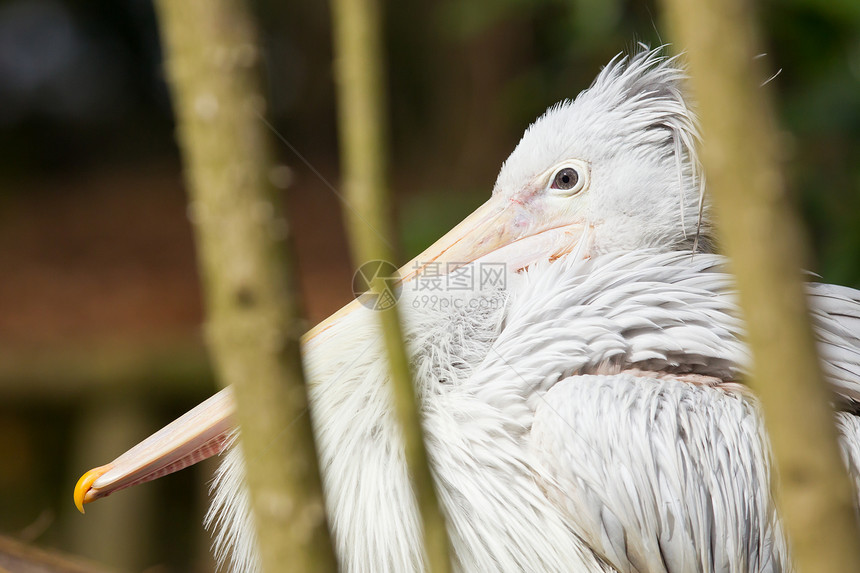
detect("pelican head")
[397,49,709,293]
[493,50,709,255]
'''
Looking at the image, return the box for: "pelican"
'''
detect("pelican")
[74,49,860,572]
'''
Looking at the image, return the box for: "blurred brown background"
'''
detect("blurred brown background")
[0,0,858,571]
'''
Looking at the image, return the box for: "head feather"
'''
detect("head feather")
[495,46,712,253]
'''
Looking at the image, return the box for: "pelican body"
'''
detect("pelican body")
[75,50,860,573]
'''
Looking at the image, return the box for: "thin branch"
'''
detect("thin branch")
[0,534,114,573]
[660,1,860,570]
[153,1,338,571]
[330,0,454,571]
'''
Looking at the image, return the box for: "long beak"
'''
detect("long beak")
[74,192,587,512]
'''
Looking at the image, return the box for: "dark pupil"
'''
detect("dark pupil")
[554,168,578,190]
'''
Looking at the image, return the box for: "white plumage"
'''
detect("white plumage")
[204,51,860,572]
[209,249,860,572]
[74,48,860,573]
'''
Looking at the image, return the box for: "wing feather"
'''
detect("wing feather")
[529,373,787,573]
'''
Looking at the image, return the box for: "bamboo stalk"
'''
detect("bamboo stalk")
[660,1,860,570]
[330,0,453,571]
[152,1,338,571]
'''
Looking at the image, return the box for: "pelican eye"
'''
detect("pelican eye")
[550,167,580,192]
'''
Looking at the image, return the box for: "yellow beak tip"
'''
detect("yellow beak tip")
[74,466,110,514]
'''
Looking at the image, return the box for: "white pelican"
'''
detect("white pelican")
[74,49,860,572]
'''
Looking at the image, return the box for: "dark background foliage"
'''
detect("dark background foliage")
[0,0,857,570]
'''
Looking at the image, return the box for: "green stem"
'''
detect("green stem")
[330,0,454,571]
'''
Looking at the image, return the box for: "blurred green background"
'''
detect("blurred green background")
[0,0,857,571]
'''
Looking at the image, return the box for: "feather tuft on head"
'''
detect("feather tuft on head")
[495,46,711,254]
